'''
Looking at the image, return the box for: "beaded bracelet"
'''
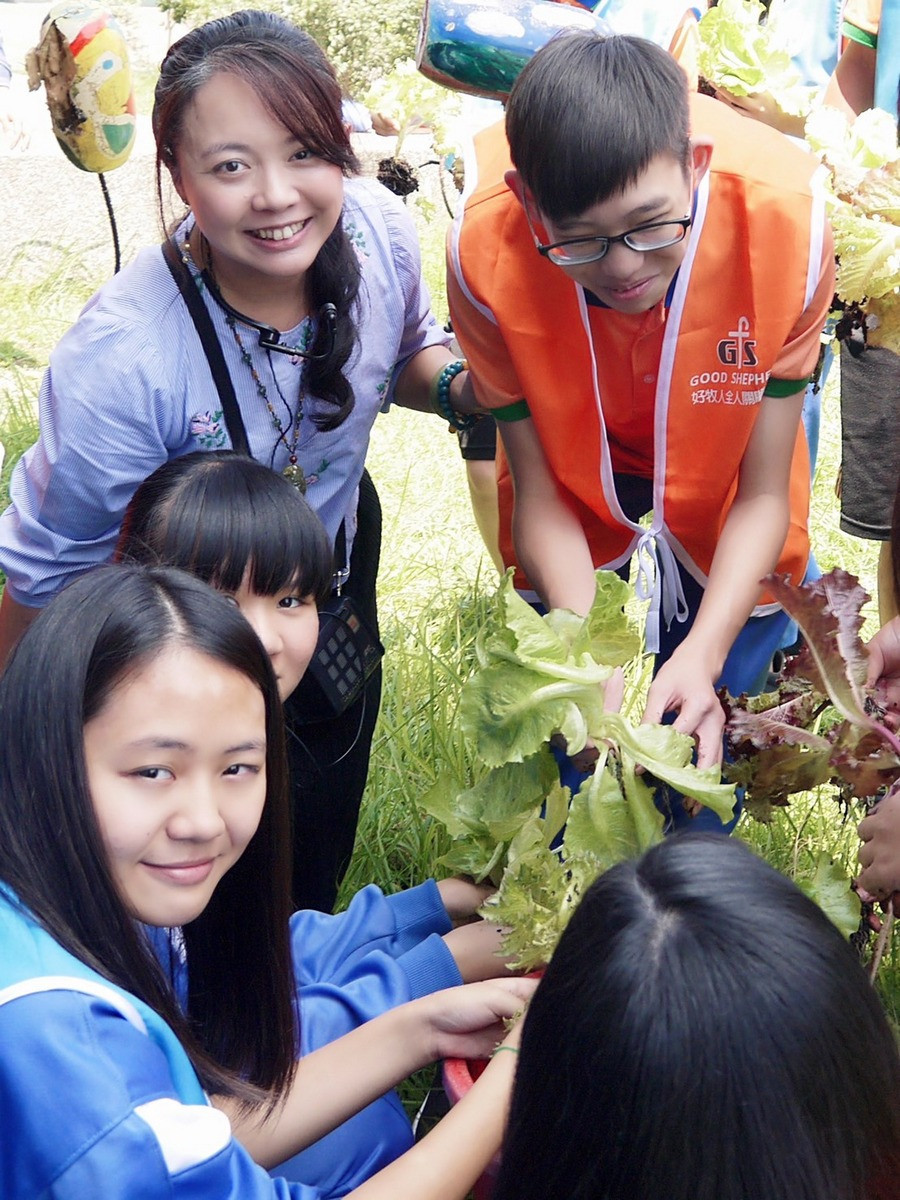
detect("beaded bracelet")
[431,359,478,431]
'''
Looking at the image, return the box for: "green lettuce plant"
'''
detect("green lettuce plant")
[696,0,816,118]
[419,571,735,969]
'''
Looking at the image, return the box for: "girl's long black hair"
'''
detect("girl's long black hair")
[494,833,900,1200]
[154,9,361,430]
[0,565,297,1103]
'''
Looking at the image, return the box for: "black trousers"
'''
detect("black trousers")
[283,470,383,912]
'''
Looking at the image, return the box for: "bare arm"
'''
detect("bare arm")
[498,417,597,615]
[391,347,481,416]
[350,1023,521,1200]
[0,590,40,674]
[217,978,536,1170]
[824,37,876,120]
[642,390,805,768]
[712,87,808,137]
[443,921,515,982]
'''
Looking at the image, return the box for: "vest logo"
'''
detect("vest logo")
[716,316,758,368]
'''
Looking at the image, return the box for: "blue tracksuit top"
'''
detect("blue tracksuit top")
[0,880,461,1198]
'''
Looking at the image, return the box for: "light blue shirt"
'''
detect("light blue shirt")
[0,176,450,606]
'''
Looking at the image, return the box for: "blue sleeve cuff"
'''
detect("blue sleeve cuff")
[396,933,463,1000]
[384,879,452,945]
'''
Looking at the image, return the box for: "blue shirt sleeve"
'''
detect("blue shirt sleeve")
[0,989,322,1200]
[349,181,450,407]
[291,881,461,1027]
[133,888,461,1197]
[0,293,191,606]
[273,883,460,1194]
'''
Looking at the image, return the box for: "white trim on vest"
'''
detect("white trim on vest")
[450,134,501,326]
[575,173,713,653]
[806,167,828,310]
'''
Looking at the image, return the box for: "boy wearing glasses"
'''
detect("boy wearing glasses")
[447,33,834,823]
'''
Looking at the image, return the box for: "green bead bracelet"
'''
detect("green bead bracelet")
[431,359,478,431]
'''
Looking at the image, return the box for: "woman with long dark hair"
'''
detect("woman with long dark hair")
[0,565,533,1199]
[0,9,481,912]
[494,833,900,1200]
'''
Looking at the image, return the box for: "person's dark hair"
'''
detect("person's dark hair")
[153,9,361,431]
[0,565,296,1103]
[116,451,333,605]
[506,32,692,222]
[494,834,900,1200]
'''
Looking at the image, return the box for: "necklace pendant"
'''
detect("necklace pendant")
[283,461,307,494]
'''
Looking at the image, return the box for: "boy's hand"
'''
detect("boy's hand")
[642,648,725,772]
[858,785,900,900]
[712,85,805,137]
[437,877,496,923]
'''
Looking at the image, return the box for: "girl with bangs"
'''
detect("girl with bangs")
[118,450,334,710]
[115,450,513,1195]
[0,8,482,914]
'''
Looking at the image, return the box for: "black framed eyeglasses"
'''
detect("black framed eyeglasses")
[526,210,693,267]
[202,269,337,360]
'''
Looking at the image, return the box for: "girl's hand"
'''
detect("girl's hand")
[443,919,518,983]
[420,978,537,1063]
[437,876,496,923]
[858,785,900,900]
[866,617,900,727]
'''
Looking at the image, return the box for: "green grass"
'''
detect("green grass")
[0,239,100,521]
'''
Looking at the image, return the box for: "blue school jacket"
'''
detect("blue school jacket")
[0,881,460,1198]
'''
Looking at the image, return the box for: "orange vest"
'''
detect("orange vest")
[450,94,827,614]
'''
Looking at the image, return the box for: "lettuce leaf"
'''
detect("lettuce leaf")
[592,714,737,822]
[418,753,559,883]
[724,570,900,813]
[796,853,861,939]
[420,568,739,965]
[563,753,651,872]
[804,107,900,336]
[479,848,591,971]
[805,106,900,186]
[831,205,900,305]
[697,0,815,116]
[461,571,635,764]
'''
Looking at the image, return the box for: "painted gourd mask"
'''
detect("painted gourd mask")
[26,2,136,172]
